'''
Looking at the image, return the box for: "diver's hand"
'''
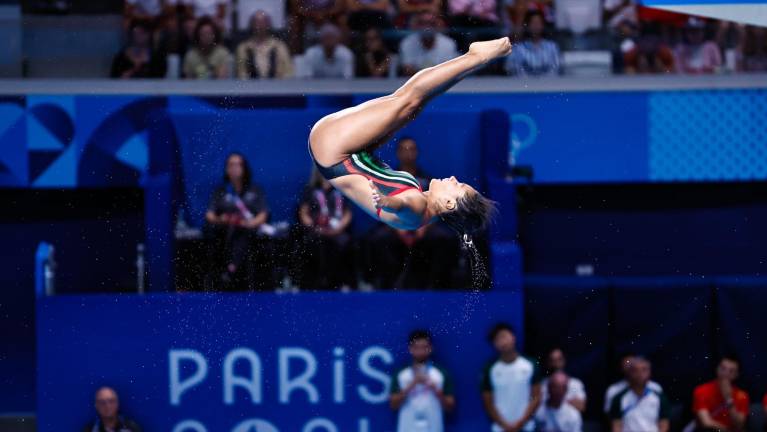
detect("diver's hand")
[370,180,385,210]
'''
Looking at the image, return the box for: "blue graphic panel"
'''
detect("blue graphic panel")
[37,292,524,432]
[649,90,767,181]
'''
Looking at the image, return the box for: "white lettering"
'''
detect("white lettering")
[302,418,338,432]
[332,347,345,403]
[278,348,319,404]
[169,349,208,405]
[172,420,208,432]
[357,346,392,404]
[223,348,263,404]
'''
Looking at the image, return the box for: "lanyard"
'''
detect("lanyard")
[622,387,651,416]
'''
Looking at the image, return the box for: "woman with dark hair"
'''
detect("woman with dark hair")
[182,15,232,79]
[356,28,392,78]
[308,38,506,245]
[111,19,167,79]
[205,153,270,290]
[504,10,560,76]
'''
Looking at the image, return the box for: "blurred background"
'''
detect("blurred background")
[0,0,766,431]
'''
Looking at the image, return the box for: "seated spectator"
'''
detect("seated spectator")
[449,0,500,28]
[356,28,392,78]
[303,23,355,78]
[621,21,675,74]
[83,387,142,432]
[111,19,167,79]
[183,16,233,79]
[361,137,460,289]
[288,0,344,53]
[292,168,354,290]
[482,323,542,432]
[399,13,459,76]
[609,356,670,432]
[534,371,583,432]
[346,0,392,32]
[505,11,560,76]
[692,356,750,432]
[674,17,722,74]
[541,348,587,413]
[390,330,456,431]
[204,152,270,290]
[180,0,229,33]
[604,354,663,414]
[738,25,767,72]
[236,11,293,79]
[396,0,443,28]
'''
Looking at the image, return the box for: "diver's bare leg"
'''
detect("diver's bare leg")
[309,38,512,166]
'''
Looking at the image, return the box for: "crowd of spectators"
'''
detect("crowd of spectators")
[91,325,767,432]
[112,0,767,80]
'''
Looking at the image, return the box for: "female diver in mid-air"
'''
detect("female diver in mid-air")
[308,37,510,239]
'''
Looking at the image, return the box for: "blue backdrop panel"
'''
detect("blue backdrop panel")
[37,292,524,432]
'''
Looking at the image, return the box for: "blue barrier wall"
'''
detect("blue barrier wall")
[37,292,524,432]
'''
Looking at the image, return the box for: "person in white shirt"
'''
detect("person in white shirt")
[540,348,587,413]
[390,330,456,432]
[604,354,663,414]
[303,23,355,78]
[609,357,670,432]
[535,371,583,432]
[399,12,459,76]
[481,322,542,432]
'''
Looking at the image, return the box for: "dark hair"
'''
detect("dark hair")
[488,322,515,342]
[223,152,252,188]
[522,10,546,40]
[408,329,432,344]
[129,18,153,35]
[440,191,498,237]
[194,16,222,48]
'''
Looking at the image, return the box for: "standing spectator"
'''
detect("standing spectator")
[293,168,354,290]
[183,16,232,79]
[205,152,270,290]
[541,348,587,413]
[692,356,750,432]
[399,13,460,76]
[236,11,293,79]
[288,0,344,53]
[356,28,392,78]
[482,323,542,432]
[83,387,142,432]
[674,17,722,74]
[180,0,229,32]
[738,25,767,72]
[303,23,356,78]
[346,0,392,32]
[609,356,670,432]
[449,0,500,28]
[505,11,560,76]
[390,330,456,432]
[111,19,167,79]
[604,354,663,414]
[534,372,583,432]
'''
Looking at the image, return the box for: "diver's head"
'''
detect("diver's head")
[429,176,497,235]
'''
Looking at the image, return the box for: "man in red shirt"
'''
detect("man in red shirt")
[692,356,750,431]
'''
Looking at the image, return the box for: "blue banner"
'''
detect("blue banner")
[37,292,524,432]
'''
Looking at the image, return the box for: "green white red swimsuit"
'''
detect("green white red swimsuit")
[309,146,423,218]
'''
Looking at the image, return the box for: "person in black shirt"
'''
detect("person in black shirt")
[111,19,167,79]
[291,168,354,290]
[83,387,142,432]
[205,152,270,290]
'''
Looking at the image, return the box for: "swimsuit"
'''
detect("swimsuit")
[308,145,423,218]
